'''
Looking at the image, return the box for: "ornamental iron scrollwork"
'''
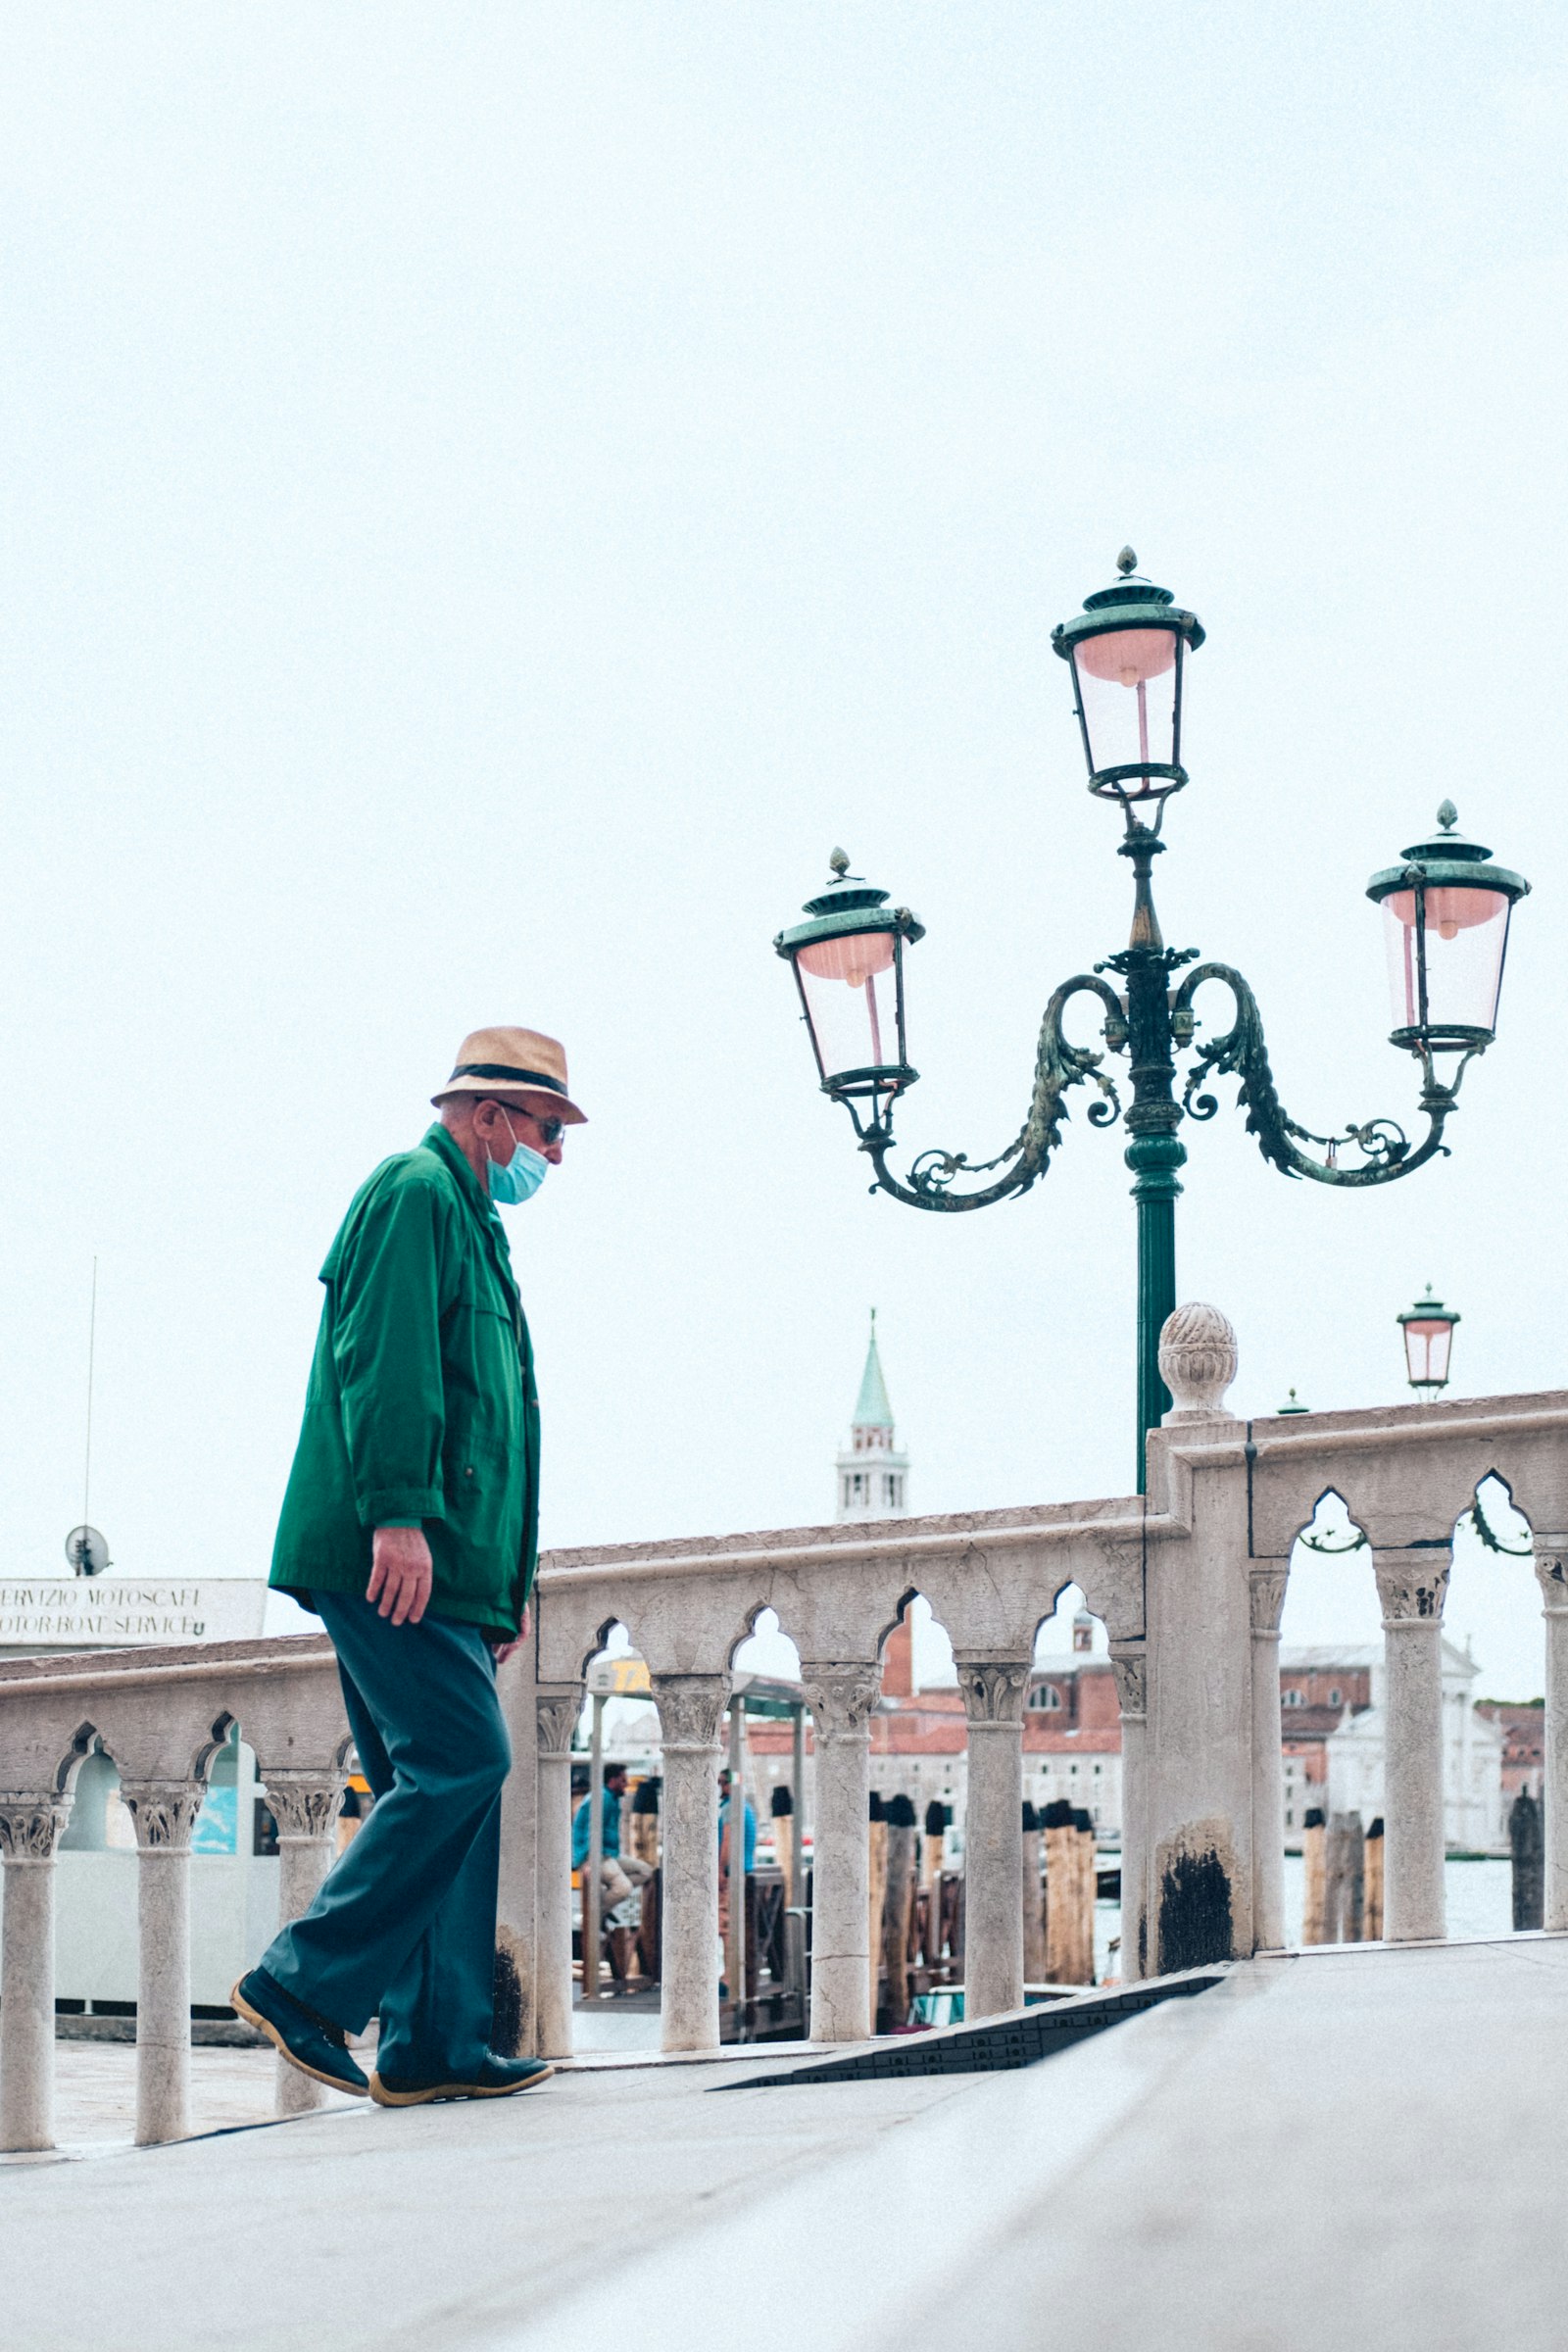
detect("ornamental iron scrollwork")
[849,918,1474,1212]
[861,973,1128,1211]
[1171,962,1454,1189]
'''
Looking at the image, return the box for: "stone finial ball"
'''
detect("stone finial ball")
[1158,1302,1240,1422]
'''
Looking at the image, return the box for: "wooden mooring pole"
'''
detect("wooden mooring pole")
[1301,1807,1327,1944]
[1364,1817,1385,1941]
[1324,1811,1365,1943]
[1511,1789,1544,1931]
[1021,1802,1046,1983]
[882,1794,917,2026]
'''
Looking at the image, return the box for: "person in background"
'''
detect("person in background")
[572,1762,653,1912]
[717,1766,758,1950]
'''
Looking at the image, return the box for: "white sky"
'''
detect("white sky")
[2,9,1563,1697]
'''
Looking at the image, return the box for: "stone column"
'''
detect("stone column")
[263,1771,344,2115]
[0,1794,72,2153]
[650,1674,727,2054]
[533,1689,580,2062]
[1374,1546,1450,1943]
[956,1656,1030,2022]
[1109,1645,1148,1982]
[800,1664,880,2043]
[122,1779,205,2146]
[1535,1542,1568,1932]
[494,1641,540,2058]
[1249,1567,1289,1952]
[1142,1308,1254,1974]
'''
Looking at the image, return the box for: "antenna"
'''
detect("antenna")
[66,1258,111,1578]
[83,1255,97,1532]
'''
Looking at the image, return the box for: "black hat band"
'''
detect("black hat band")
[449,1062,566,1095]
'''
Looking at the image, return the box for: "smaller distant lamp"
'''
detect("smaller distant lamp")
[1398,1288,1459,1394]
[774,852,924,1112]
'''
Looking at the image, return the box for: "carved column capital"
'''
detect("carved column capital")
[122,1780,206,1851]
[800,1663,882,1740]
[1535,1542,1568,1616]
[1249,1567,1289,1638]
[535,1688,583,1758]
[1109,1646,1147,1722]
[1374,1547,1451,1627]
[955,1655,1030,1729]
[0,1792,72,1862]
[650,1673,728,1755]
[263,1771,344,1841]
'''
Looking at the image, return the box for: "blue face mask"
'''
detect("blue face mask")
[487,1117,550,1206]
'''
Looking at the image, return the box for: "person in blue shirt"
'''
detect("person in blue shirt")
[717,1769,757,1872]
[572,1763,651,1912]
[717,1769,758,1980]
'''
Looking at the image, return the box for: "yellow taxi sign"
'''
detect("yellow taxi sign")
[586,1654,652,1697]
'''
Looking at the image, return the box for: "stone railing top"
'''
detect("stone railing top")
[539,1491,1148,1583]
[0,1635,348,1795]
[1158,1385,1568,1457]
[536,1495,1153,1679]
[1150,1384,1568,1555]
[0,1634,337,1699]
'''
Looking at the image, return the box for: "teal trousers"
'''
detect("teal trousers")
[259,1592,511,2080]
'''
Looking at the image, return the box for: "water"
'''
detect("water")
[1279,1853,1514,1945]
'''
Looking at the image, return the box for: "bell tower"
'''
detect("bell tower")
[835,1309,910,1521]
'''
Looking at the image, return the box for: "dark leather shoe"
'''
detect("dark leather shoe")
[230,1969,369,2096]
[369,2053,555,2106]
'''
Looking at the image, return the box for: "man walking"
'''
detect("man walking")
[232,1026,584,2105]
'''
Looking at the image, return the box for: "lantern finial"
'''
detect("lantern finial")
[829,846,851,879]
[1437,800,1458,832]
[1115,545,1138,576]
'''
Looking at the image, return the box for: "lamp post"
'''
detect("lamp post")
[1398,1288,1461,1396]
[774,551,1530,1490]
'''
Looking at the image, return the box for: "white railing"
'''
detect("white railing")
[5,1312,1566,2150]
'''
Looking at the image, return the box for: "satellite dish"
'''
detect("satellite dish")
[65,1525,110,1578]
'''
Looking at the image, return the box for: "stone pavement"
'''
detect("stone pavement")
[4,1938,1566,2352]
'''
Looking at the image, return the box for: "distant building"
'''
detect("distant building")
[1473,1702,1544,1802]
[1281,1642,1507,1855]
[867,1611,1124,1843]
[836,1311,908,1520]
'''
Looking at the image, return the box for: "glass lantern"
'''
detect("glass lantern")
[1366,805,1529,1056]
[774,854,923,1109]
[1051,550,1205,803]
[1397,1288,1459,1393]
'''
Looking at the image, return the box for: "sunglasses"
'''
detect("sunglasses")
[495,1102,564,1148]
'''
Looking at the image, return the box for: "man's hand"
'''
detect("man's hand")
[491,1600,531,1666]
[368,1525,434,1626]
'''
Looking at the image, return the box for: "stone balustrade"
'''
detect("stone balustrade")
[5,1314,1567,2149]
[0,1636,349,2149]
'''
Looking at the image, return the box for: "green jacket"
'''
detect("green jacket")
[270,1123,540,1639]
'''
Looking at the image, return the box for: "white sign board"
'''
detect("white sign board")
[0,1580,270,1648]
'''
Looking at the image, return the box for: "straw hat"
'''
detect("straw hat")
[430,1026,587,1124]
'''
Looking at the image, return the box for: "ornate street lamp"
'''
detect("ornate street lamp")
[1397,1288,1460,1395]
[775,855,924,1114]
[773,551,1531,1489]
